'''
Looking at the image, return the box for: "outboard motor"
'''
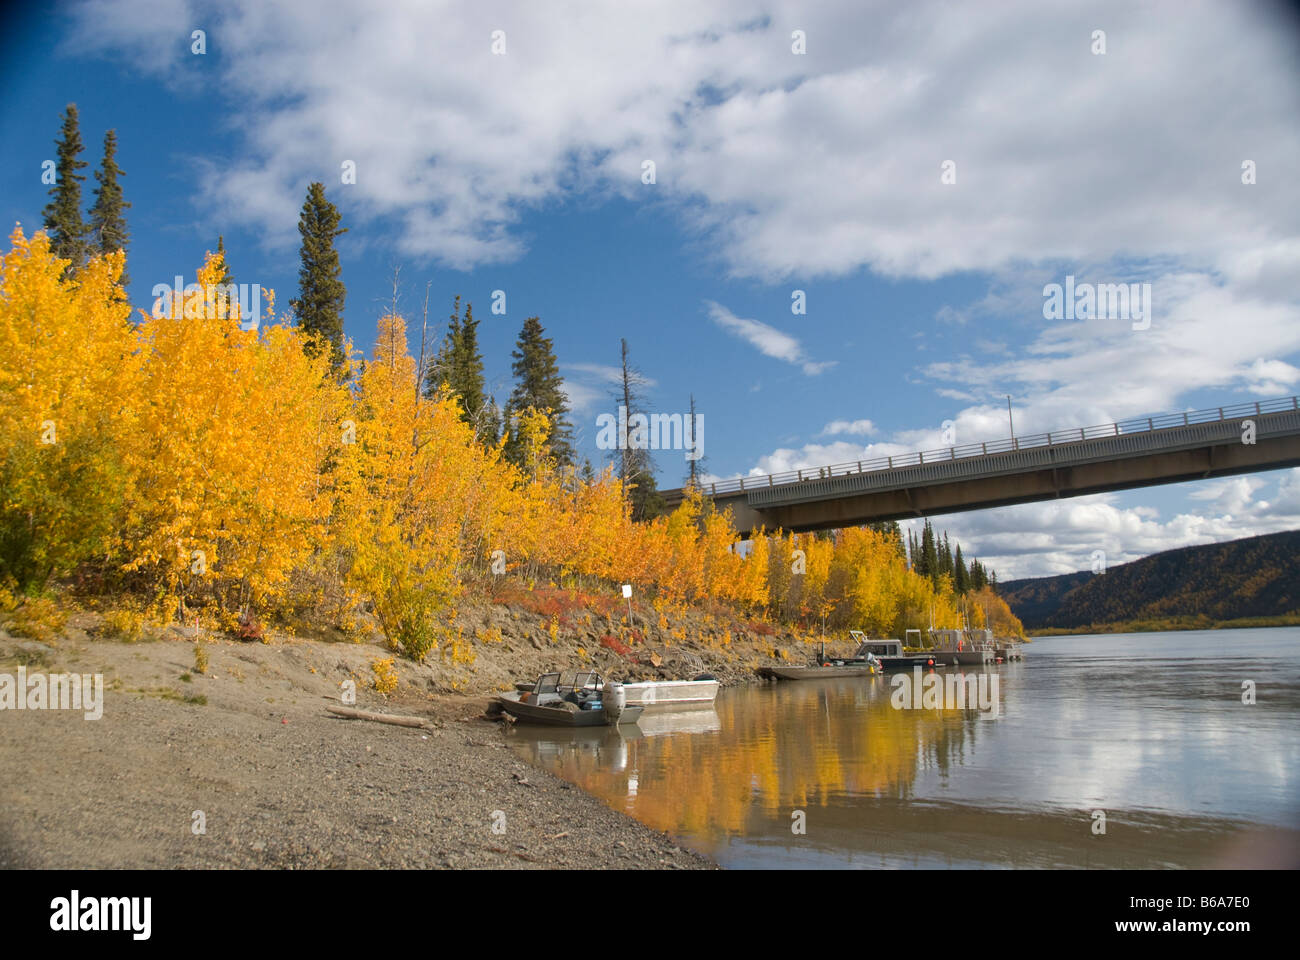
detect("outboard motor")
[602,681,627,725]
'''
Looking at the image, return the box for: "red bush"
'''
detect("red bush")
[237,610,264,641]
[599,634,631,657]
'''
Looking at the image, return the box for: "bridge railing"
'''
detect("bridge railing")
[693,395,1299,498]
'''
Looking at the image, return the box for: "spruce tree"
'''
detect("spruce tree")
[504,316,574,467]
[290,182,347,369]
[42,104,90,274]
[87,129,130,285]
[920,520,939,586]
[483,396,502,446]
[453,301,487,424]
[426,295,461,397]
[427,296,494,440]
[215,235,233,285]
[891,521,907,562]
[954,544,968,593]
[613,338,663,521]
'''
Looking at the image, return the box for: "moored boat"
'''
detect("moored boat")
[850,631,946,670]
[496,671,643,727]
[623,677,719,707]
[926,627,996,666]
[514,674,719,709]
[759,661,879,680]
[996,640,1025,661]
[757,641,884,680]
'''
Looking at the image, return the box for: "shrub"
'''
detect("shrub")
[371,657,398,696]
[103,608,145,643]
[6,596,67,642]
[599,634,631,657]
[237,610,265,642]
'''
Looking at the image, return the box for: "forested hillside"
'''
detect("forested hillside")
[998,530,1300,632]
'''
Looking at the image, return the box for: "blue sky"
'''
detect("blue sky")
[2,1,1299,578]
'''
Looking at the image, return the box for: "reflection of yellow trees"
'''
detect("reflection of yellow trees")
[531,684,987,839]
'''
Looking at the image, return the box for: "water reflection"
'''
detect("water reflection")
[504,630,1300,868]
[508,670,1006,844]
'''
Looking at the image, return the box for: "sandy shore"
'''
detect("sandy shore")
[0,623,716,869]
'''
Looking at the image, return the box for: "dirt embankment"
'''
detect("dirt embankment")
[0,593,819,869]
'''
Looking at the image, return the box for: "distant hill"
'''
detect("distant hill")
[997,530,1300,632]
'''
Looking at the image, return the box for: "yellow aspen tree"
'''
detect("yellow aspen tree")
[0,228,138,591]
[336,313,477,659]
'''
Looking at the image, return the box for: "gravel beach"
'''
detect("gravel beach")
[0,623,717,870]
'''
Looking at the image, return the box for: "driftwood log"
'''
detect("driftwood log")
[326,704,430,728]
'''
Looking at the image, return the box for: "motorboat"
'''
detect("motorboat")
[496,671,642,727]
[757,640,883,680]
[849,631,945,671]
[515,673,719,709]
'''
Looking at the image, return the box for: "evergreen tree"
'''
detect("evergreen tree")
[215,235,233,285]
[614,338,663,521]
[42,104,90,274]
[290,182,347,369]
[920,520,939,586]
[504,316,574,467]
[426,296,490,437]
[482,395,502,446]
[954,544,969,593]
[453,301,487,424]
[892,521,907,562]
[426,295,462,396]
[87,129,130,286]
[940,532,953,581]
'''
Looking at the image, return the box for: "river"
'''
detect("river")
[504,628,1300,868]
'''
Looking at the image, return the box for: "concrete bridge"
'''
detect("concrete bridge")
[661,396,1300,536]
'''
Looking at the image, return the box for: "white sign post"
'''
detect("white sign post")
[621,583,633,625]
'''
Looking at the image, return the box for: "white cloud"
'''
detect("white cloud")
[821,418,876,437]
[917,269,1300,440]
[705,300,833,375]
[741,440,909,477]
[564,362,656,389]
[68,1,1299,281]
[1239,358,1300,397]
[901,469,1300,580]
[559,380,604,417]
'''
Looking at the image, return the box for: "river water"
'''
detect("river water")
[504,628,1300,868]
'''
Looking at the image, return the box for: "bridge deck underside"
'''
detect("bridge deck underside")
[664,412,1300,537]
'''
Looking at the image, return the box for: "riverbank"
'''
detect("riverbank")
[0,602,732,869]
[1028,613,1300,637]
[2,583,1010,869]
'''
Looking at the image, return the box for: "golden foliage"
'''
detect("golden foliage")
[370,656,398,696]
[0,230,1021,652]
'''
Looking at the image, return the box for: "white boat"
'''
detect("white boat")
[515,674,719,710]
[622,677,719,708]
